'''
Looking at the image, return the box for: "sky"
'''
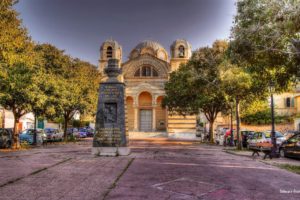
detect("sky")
[15,0,237,66]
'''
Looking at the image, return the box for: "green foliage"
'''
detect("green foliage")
[72,119,81,128]
[230,0,300,92]
[221,66,253,101]
[277,164,300,175]
[0,0,33,66]
[0,0,38,148]
[240,100,293,124]
[35,44,101,139]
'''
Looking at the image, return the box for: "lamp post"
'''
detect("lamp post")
[230,100,234,146]
[269,81,277,157]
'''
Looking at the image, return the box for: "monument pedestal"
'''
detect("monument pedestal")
[92,147,130,156]
[92,59,130,157]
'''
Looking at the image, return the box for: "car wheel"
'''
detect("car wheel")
[279,148,285,158]
[6,141,11,148]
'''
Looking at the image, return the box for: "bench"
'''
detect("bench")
[250,142,273,159]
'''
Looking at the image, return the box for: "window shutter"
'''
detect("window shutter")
[291,97,295,107]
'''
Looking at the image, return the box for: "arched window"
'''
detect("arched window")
[178,45,185,58]
[107,46,113,58]
[142,66,151,77]
[134,66,159,77]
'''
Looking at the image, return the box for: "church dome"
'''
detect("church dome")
[129,40,168,61]
[134,40,164,52]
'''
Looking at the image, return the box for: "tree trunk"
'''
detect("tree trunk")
[33,110,37,145]
[12,117,20,149]
[63,115,68,142]
[209,120,215,144]
[235,98,242,150]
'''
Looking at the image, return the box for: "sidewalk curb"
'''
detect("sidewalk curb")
[223,150,253,158]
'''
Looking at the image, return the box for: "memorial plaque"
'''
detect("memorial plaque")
[92,59,130,156]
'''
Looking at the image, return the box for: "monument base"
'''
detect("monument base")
[92,147,130,156]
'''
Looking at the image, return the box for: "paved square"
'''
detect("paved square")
[0,138,300,200]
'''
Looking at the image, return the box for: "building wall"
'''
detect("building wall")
[241,123,294,133]
[3,110,34,131]
[169,58,188,72]
[156,96,166,131]
[273,92,297,116]
[126,97,134,131]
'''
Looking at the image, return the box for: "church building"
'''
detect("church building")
[99,39,197,139]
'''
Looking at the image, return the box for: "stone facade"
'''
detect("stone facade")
[99,39,197,138]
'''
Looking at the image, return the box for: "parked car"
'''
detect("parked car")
[86,128,94,137]
[279,133,300,159]
[0,128,13,148]
[44,128,63,141]
[67,128,80,138]
[19,129,47,144]
[247,131,285,149]
[78,128,88,138]
[241,130,255,148]
[283,130,300,140]
[264,131,286,145]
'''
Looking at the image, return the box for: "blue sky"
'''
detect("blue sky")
[15,0,236,66]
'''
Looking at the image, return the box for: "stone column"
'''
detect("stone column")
[133,106,138,131]
[92,59,130,156]
[152,106,156,131]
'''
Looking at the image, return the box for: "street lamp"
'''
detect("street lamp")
[269,81,277,157]
[230,100,234,146]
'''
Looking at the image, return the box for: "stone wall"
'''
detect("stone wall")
[241,123,294,133]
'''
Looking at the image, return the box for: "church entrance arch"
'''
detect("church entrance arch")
[138,92,153,131]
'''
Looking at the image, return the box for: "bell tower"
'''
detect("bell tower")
[170,39,192,71]
[99,39,122,75]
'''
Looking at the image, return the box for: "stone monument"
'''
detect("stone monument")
[92,59,130,156]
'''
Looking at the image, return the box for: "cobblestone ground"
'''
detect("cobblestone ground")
[0,138,300,200]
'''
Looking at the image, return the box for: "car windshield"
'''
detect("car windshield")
[275,132,283,138]
[264,132,271,138]
[263,131,283,138]
[45,129,55,134]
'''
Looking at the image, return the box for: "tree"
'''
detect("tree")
[55,59,100,140]
[164,40,229,143]
[0,0,32,66]
[230,0,300,92]
[222,66,253,149]
[0,64,37,148]
[34,44,100,140]
[0,0,38,148]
